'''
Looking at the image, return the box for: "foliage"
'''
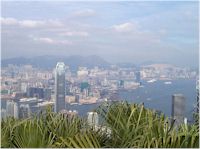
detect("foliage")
[1,102,199,148]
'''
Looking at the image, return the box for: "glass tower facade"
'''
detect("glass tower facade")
[171,94,186,126]
[6,100,19,118]
[55,62,66,112]
[87,112,99,126]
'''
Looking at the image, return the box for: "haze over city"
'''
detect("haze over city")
[1,1,199,148]
[1,1,199,68]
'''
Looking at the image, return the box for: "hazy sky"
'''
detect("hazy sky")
[1,1,199,67]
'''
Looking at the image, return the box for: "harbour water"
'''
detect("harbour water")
[68,79,197,120]
[118,79,196,120]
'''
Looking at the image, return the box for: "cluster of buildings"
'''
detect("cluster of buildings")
[0,63,198,127]
[140,64,197,80]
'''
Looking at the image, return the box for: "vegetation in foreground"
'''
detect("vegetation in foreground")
[1,102,199,148]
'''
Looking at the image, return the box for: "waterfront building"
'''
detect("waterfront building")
[87,112,99,126]
[6,100,19,118]
[1,109,7,119]
[12,92,26,99]
[27,87,44,99]
[21,82,28,93]
[18,97,44,117]
[55,62,66,112]
[135,71,141,83]
[60,109,78,118]
[75,94,80,103]
[19,97,44,107]
[19,104,31,118]
[32,101,54,114]
[44,88,52,100]
[171,94,186,126]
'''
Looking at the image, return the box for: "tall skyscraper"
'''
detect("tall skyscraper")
[6,100,19,118]
[55,62,66,112]
[44,88,52,100]
[1,109,7,119]
[135,71,141,83]
[171,94,186,126]
[87,112,99,126]
[19,104,31,118]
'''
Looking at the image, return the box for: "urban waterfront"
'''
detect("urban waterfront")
[119,79,196,120]
[41,79,195,120]
[1,79,196,119]
[1,77,197,121]
[1,1,199,148]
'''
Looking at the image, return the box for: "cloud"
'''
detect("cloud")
[19,20,45,28]
[72,9,96,17]
[110,21,161,43]
[112,22,137,32]
[1,17,63,28]
[1,17,18,25]
[33,37,72,45]
[1,2,198,67]
[59,31,89,37]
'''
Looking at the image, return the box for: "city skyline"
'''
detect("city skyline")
[1,1,199,68]
[55,62,66,112]
[1,1,199,148]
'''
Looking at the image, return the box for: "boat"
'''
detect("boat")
[70,103,79,105]
[164,81,172,85]
[146,98,151,101]
[147,79,157,83]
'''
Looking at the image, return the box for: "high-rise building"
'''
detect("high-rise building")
[27,87,44,99]
[44,88,52,100]
[75,94,80,103]
[18,97,44,118]
[87,112,99,126]
[55,62,66,112]
[19,104,31,118]
[6,100,19,118]
[27,87,51,100]
[171,94,186,126]
[1,109,7,119]
[21,82,28,93]
[32,101,54,115]
[135,71,141,84]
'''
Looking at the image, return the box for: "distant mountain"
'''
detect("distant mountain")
[139,61,159,66]
[116,63,136,68]
[139,61,171,67]
[1,55,110,70]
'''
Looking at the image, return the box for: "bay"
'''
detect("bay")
[118,79,196,121]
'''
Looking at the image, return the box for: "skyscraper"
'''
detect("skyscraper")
[19,104,31,118]
[135,71,141,83]
[27,87,44,99]
[1,109,7,119]
[6,100,19,118]
[171,94,186,126]
[44,88,52,100]
[55,62,66,112]
[87,112,99,126]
